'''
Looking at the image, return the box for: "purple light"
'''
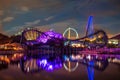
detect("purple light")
[37,34,48,43]
[37,30,63,43]
[37,58,62,71]
[54,64,62,69]
[26,41,33,45]
[39,59,47,67]
[23,56,27,60]
[47,65,53,71]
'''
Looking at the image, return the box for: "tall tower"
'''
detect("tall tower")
[86,16,94,38]
[86,16,95,80]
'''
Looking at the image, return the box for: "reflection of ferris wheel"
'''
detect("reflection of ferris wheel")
[63,27,79,72]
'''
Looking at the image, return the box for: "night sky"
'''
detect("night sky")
[0,0,120,37]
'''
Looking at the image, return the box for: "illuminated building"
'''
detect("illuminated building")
[108,34,120,48]
[108,39,119,45]
[0,43,23,50]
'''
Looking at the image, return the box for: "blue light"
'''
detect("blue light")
[87,61,94,80]
[63,55,69,61]
[89,60,94,66]
[86,16,94,38]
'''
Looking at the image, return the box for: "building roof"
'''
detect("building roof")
[110,33,120,40]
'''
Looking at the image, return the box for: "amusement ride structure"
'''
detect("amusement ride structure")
[0,16,120,80]
[63,27,79,72]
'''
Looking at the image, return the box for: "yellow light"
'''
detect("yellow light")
[0,56,10,63]
[13,47,17,50]
[4,46,7,49]
[108,41,112,44]
[98,36,101,38]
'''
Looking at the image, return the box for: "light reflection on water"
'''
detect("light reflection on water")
[0,50,120,80]
[0,63,119,80]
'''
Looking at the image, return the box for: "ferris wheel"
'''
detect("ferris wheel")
[63,27,79,72]
[63,27,79,39]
